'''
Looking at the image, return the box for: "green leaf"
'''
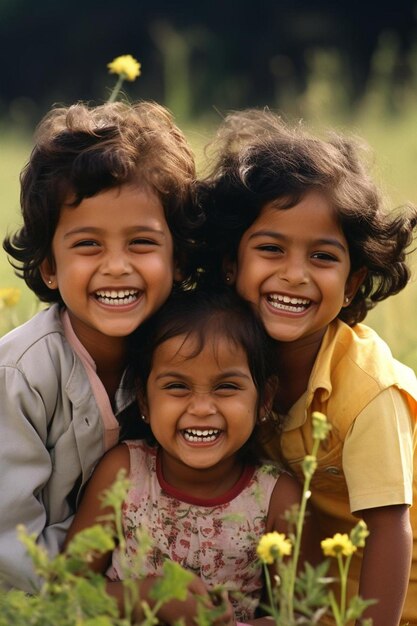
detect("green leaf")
[66,524,115,561]
[149,561,194,604]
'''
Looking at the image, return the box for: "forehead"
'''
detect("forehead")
[56,184,167,228]
[246,189,345,238]
[152,332,249,368]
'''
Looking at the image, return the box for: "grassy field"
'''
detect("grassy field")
[1,113,417,369]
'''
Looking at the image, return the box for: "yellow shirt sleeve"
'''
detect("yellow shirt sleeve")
[343,387,414,514]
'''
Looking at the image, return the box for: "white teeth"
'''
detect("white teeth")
[95,289,139,306]
[269,294,310,305]
[183,428,221,443]
[267,294,311,313]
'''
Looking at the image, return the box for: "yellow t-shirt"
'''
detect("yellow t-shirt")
[263,319,417,625]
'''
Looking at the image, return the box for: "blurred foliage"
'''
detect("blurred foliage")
[0,0,416,125]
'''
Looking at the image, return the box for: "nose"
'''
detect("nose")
[187,392,217,417]
[278,253,309,285]
[101,250,133,276]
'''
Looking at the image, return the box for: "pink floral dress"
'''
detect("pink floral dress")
[106,440,282,622]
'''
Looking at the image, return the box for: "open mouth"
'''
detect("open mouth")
[182,428,222,443]
[95,289,140,306]
[267,294,311,313]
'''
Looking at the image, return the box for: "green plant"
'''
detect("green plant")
[256,412,376,626]
[0,414,377,626]
[0,471,227,626]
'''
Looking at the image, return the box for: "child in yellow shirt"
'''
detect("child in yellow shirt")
[201,108,417,625]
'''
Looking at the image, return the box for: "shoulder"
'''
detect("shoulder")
[266,471,303,532]
[328,320,399,375]
[0,304,67,366]
[271,470,302,501]
[0,305,77,405]
[85,443,131,497]
[316,320,417,401]
[93,440,152,481]
[99,442,131,474]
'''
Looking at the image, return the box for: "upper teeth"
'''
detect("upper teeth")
[269,294,310,305]
[185,428,220,436]
[183,428,221,442]
[96,289,138,298]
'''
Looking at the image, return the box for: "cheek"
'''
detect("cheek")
[150,251,175,276]
[235,270,258,302]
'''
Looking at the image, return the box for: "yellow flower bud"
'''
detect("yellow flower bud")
[350,520,369,548]
[302,454,317,479]
[312,411,332,441]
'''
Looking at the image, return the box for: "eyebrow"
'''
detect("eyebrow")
[63,226,167,239]
[154,369,253,382]
[248,230,347,253]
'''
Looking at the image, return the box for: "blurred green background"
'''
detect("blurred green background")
[1,0,417,369]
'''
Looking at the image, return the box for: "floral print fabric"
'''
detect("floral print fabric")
[106,440,282,622]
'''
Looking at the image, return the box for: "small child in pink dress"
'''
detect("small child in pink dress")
[66,288,318,625]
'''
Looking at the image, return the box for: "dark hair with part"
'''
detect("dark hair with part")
[3,100,200,303]
[128,287,280,460]
[199,108,417,325]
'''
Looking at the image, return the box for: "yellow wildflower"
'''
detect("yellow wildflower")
[257,532,292,564]
[0,287,20,309]
[107,54,141,81]
[321,533,357,557]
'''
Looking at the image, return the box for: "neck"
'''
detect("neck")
[77,330,126,401]
[274,327,328,413]
[159,452,246,499]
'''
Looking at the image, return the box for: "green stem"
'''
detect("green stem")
[287,437,320,618]
[107,75,125,103]
[338,553,351,625]
[263,562,280,623]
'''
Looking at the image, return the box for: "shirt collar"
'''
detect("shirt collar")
[283,321,341,430]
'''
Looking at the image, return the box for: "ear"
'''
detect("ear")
[222,257,237,286]
[343,267,367,307]
[173,261,184,283]
[39,257,58,290]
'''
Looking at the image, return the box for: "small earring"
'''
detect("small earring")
[344,296,350,304]
[141,414,147,422]
[260,411,271,423]
[48,280,52,285]
[225,274,231,283]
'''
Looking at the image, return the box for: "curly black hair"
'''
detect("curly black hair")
[199,108,417,325]
[3,100,202,303]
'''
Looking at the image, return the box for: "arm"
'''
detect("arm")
[0,365,71,591]
[342,388,414,625]
[266,471,323,568]
[64,443,130,571]
[357,504,412,626]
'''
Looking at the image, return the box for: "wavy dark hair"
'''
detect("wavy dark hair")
[3,101,202,303]
[127,287,281,461]
[198,108,417,325]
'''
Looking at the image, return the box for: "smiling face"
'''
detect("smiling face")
[145,331,259,481]
[234,189,363,349]
[40,184,175,355]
